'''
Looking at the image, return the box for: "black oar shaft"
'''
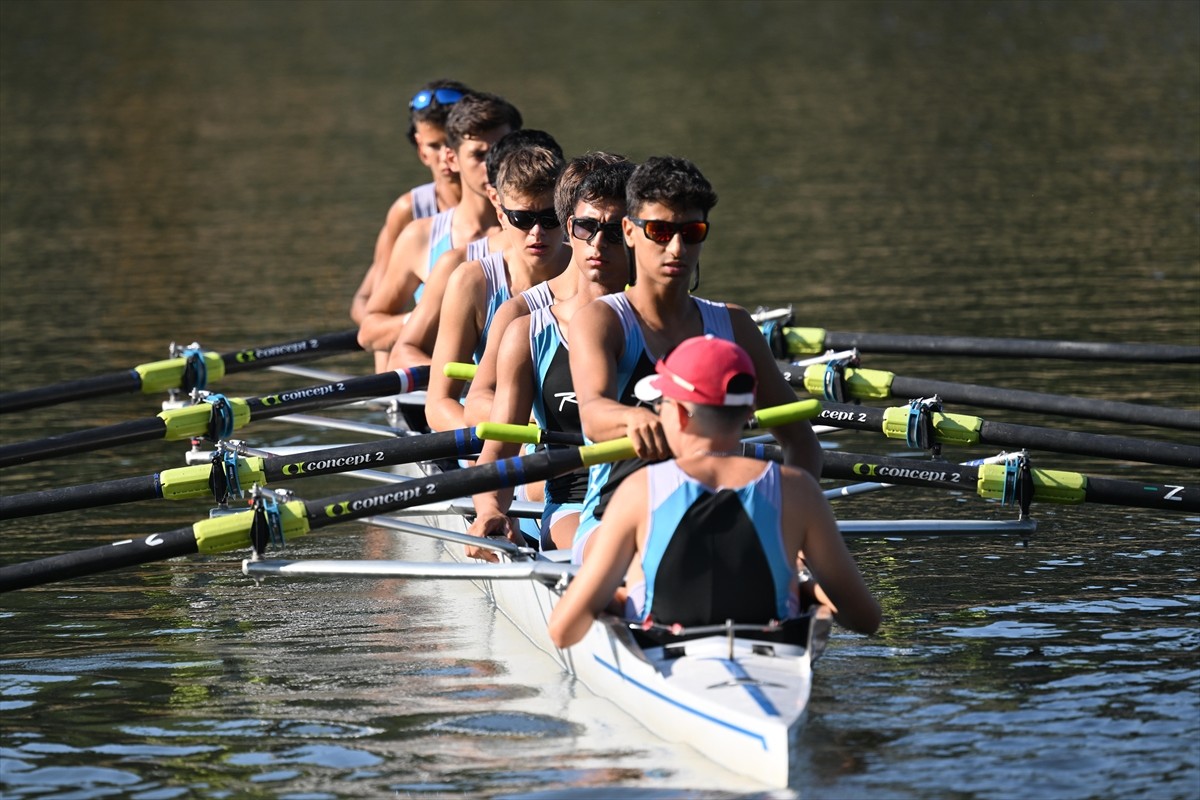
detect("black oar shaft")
[816,331,1200,362]
[0,418,167,469]
[300,446,588,532]
[887,376,1199,432]
[259,428,480,482]
[0,441,621,591]
[0,371,143,414]
[0,475,162,519]
[781,364,1199,431]
[246,369,424,421]
[0,527,198,591]
[0,368,429,471]
[1,425,479,520]
[816,403,1200,468]
[0,329,363,414]
[219,330,361,376]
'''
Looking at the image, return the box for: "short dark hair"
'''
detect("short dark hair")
[554,151,631,228]
[625,156,718,218]
[574,160,636,217]
[406,79,473,147]
[497,145,565,200]
[486,130,564,188]
[445,92,523,151]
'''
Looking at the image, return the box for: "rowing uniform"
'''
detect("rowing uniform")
[416,208,455,304]
[624,460,799,626]
[527,302,587,547]
[465,235,490,263]
[410,181,439,220]
[571,293,734,563]
[474,251,513,365]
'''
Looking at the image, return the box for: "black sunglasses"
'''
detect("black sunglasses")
[570,216,623,245]
[627,218,709,245]
[500,206,561,231]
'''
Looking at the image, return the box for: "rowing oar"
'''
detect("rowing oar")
[472,399,821,448]
[0,330,364,414]
[781,362,1200,431]
[0,438,635,592]
[0,400,821,591]
[752,315,1200,363]
[0,368,428,470]
[815,401,1199,468]
[0,426,483,520]
[738,442,1198,513]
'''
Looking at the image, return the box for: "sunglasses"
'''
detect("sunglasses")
[501,206,561,231]
[570,216,623,245]
[627,218,709,245]
[409,88,465,110]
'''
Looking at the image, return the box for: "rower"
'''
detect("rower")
[349,79,470,353]
[388,129,565,372]
[357,91,522,371]
[547,336,881,648]
[567,156,823,564]
[423,142,571,432]
[467,159,636,554]
[464,150,633,427]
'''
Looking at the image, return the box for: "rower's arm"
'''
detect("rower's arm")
[469,318,536,533]
[782,467,881,634]
[350,194,415,325]
[425,263,486,432]
[548,471,645,648]
[464,295,531,426]
[570,299,670,459]
[358,220,429,359]
[729,306,823,479]
[388,247,468,370]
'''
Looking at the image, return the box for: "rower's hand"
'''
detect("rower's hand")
[465,514,515,563]
[625,406,671,460]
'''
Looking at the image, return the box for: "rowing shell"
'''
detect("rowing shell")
[384,452,826,788]
[241,410,829,788]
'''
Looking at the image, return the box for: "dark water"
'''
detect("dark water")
[2,1,1198,798]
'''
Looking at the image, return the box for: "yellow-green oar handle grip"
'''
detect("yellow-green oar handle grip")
[752,399,822,428]
[475,422,541,444]
[134,352,227,395]
[580,437,636,465]
[444,362,477,381]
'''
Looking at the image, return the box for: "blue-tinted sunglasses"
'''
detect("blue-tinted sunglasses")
[410,88,464,110]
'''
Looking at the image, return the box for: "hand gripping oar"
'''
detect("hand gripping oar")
[0,426,484,520]
[473,399,823,448]
[0,367,429,469]
[741,442,1198,513]
[754,317,1200,363]
[814,401,1200,469]
[0,330,363,414]
[0,438,636,592]
[781,362,1200,432]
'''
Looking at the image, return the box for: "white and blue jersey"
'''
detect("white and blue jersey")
[572,292,733,562]
[626,460,798,625]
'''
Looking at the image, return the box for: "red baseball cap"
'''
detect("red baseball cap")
[634,335,757,407]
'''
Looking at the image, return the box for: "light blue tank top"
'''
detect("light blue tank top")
[418,208,455,304]
[572,293,734,561]
[629,460,797,623]
[474,251,511,364]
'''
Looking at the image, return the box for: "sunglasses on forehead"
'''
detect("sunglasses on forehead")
[500,206,561,231]
[409,88,464,110]
[570,216,623,245]
[627,218,709,245]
